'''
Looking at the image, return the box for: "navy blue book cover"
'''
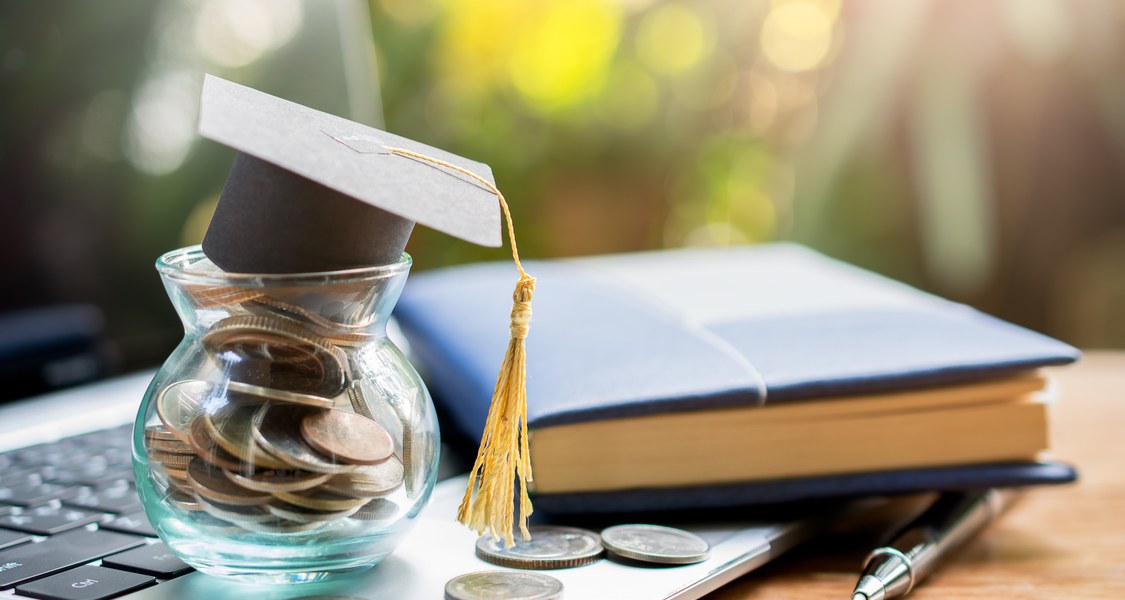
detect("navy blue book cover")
[394,244,1079,510]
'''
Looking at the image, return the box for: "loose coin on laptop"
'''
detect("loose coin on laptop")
[599,524,710,565]
[445,571,563,600]
[476,525,604,570]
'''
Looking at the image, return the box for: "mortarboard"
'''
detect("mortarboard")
[196,75,536,546]
[198,74,502,274]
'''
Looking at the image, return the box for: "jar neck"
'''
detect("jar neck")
[156,246,411,337]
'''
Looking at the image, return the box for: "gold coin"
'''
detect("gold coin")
[143,425,180,442]
[202,315,349,397]
[186,458,271,506]
[151,463,190,490]
[202,401,292,470]
[323,457,404,499]
[167,490,203,512]
[184,285,265,308]
[223,468,330,494]
[251,404,354,474]
[350,499,399,521]
[226,381,334,409]
[156,380,211,443]
[149,450,193,469]
[235,517,327,535]
[189,417,247,472]
[196,496,275,524]
[264,502,361,523]
[146,437,195,454]
[273,488,369,512]
[301,409,394,465]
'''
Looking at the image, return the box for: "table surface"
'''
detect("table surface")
[707,351,1125,600]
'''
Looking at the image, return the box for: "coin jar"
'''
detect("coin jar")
[134,246,439,583]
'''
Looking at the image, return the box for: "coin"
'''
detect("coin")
[202,401,292,470]
[273,488,370,512]
[202,315,349,397]
[197,497,275,524]
[156,380,211,443]
[223,468,330,493]
[149,450,194,469]
[475,526,604,570]
[188,417,246,472]
[226,381,334,409]
[349,499,398,521]
[186,458,271,506]
[346,385,373,420]
[323,457,403,498]
[301,409,394,465]
[146,437,195,454]
[264,502,362,523]
[185,285,265,308]
[444,571,563,600]
[167,490,203,512]
[143,425,180,442]
[245,298,376,346]
[251,404,354,474]
[599,524,710,565]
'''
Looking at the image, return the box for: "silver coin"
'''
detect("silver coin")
[323,457,404,498]
[156,380,211,443]
[475,526,603,570]
[599,524,710,565]
[251,403,354,474]
[445,571,563,600]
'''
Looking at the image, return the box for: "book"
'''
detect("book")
[394,244,1079,511]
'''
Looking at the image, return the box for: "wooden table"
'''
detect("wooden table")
[708,351,1125,599]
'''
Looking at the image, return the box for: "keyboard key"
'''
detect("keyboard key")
[98,512,156,538]
[63,486,141,515]
[102,542,192,578]
[15,564,155,600]
[0,482,73,506]
[0,528,145,589]
[0,529,32,551]
[0,504,13,517]
[0,505,100,535]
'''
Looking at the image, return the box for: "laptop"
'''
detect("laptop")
[0,370,864,599]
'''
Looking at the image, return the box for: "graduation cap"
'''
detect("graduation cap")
[198,74,502,273]
[196,75,536,545]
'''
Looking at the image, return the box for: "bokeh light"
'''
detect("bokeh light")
[507,0,622,113]
[760,0,836,73]
[635,2,714,76]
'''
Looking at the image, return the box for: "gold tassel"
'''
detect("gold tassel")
[383,146,535,546]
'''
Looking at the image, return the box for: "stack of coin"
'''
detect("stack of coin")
[146,282,411,534]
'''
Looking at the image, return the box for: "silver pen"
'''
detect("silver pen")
[850,489,1016,600]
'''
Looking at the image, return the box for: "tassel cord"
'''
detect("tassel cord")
[383,146,535,546]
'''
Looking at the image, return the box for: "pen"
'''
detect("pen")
[850,489,1017,600]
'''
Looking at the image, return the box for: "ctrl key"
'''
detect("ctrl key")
[15,565,155,600]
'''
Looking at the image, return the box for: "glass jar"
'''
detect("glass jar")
[133,246,439,583]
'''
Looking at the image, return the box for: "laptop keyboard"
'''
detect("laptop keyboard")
[0,424,192,599]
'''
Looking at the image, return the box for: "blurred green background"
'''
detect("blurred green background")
[2,0,1124,382]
